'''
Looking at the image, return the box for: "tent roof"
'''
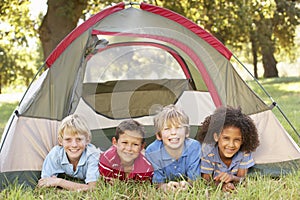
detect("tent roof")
[45,2,232,68]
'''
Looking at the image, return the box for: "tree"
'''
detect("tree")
[152,0,299,78]
[39,0,120,59]
[0,0,38,93]
[1,0,299,91]
[39,0,88,59]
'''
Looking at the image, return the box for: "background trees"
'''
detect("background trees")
[0,0,41,93]
[0,0,299,92]
[152,0,300,78]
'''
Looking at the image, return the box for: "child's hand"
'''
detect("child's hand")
[222,182,236,192]
[214,172,233,183]
[37,176,60,188]
[160,181,191,192]
[179,181,191,191]
[166,181,180,191]
[159,181,180,192]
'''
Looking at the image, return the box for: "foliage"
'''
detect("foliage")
[149,0,300,78]
[0,0,42,93]
[0,0,299,91]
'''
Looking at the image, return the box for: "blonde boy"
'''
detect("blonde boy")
[99,119,153,182]
[145,104,201,192]
[37,114,100,191]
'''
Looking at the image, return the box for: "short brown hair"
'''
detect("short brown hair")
[115,119,146,143]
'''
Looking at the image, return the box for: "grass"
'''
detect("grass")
[1,173,300,199]
[247,76,300,144]
[0,77,300,199]
[0,102,18,135]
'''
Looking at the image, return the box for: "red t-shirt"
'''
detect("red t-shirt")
[99,146,153,182]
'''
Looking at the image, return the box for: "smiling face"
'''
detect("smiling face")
[113,130,143,167]
[214,126,243,164]
[59,128,88,164]
[157,123,189,156]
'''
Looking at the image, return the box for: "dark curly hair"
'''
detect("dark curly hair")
[196,106,259,152]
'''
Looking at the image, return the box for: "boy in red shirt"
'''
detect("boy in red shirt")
[99,119,153,183]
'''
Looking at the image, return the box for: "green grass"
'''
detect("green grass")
[247,76,300,144]
[1,173,300,199]
[0,102,18,136]
[0,77,300,198]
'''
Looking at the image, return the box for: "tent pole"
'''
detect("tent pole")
[232,54,300,139]
[0,63,47,153]
[17,63,47,107]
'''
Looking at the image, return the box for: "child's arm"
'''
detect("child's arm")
[214,168,248,183]
[215,169,248,192]
[37,176,97,191]
[201,173,212,182]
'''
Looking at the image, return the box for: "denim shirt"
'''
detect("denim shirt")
[41,144,100,183]
[145,138,201,183]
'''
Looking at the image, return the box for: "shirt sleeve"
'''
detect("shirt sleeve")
[84,150,100,183]
[98,151,114,181]
[145,143,166,184]
[186,140,201,180]
[41,146,62,178]
[238,152,255,169]
[200,155,215,175]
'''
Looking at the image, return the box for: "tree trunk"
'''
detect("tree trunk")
[0,75,2,94]
[256,18,279,78]
[39,0,88,59]
[250,32,258,79]
[261,46,278,78]
[259,32,278,78]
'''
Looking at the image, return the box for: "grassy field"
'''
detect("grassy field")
[247,77,300,144]
[0,102,18,135]
[0,77,299,199]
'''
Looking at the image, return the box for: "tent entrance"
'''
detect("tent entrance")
[82,79,191,119]
[83,41,195,119]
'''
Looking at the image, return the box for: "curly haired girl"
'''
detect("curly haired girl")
[197,106,259,192]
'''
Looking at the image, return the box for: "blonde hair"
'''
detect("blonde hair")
[57,114,91,144]
[154,104,190,137]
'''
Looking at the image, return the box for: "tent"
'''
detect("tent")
[1,2,299,189]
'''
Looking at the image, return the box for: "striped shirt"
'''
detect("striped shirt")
[99,146,153,182]
[200,145,254,178]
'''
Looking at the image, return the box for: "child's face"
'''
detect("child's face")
[157,123,188,152]
[113,130,143,167]
[59,129,88,163]
[214,126,242,161]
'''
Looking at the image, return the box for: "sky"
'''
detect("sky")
[29,0,47,18]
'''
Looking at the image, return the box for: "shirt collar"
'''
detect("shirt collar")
[161,140,188,161]
[61,148,87,166]
[210,145,244,164]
